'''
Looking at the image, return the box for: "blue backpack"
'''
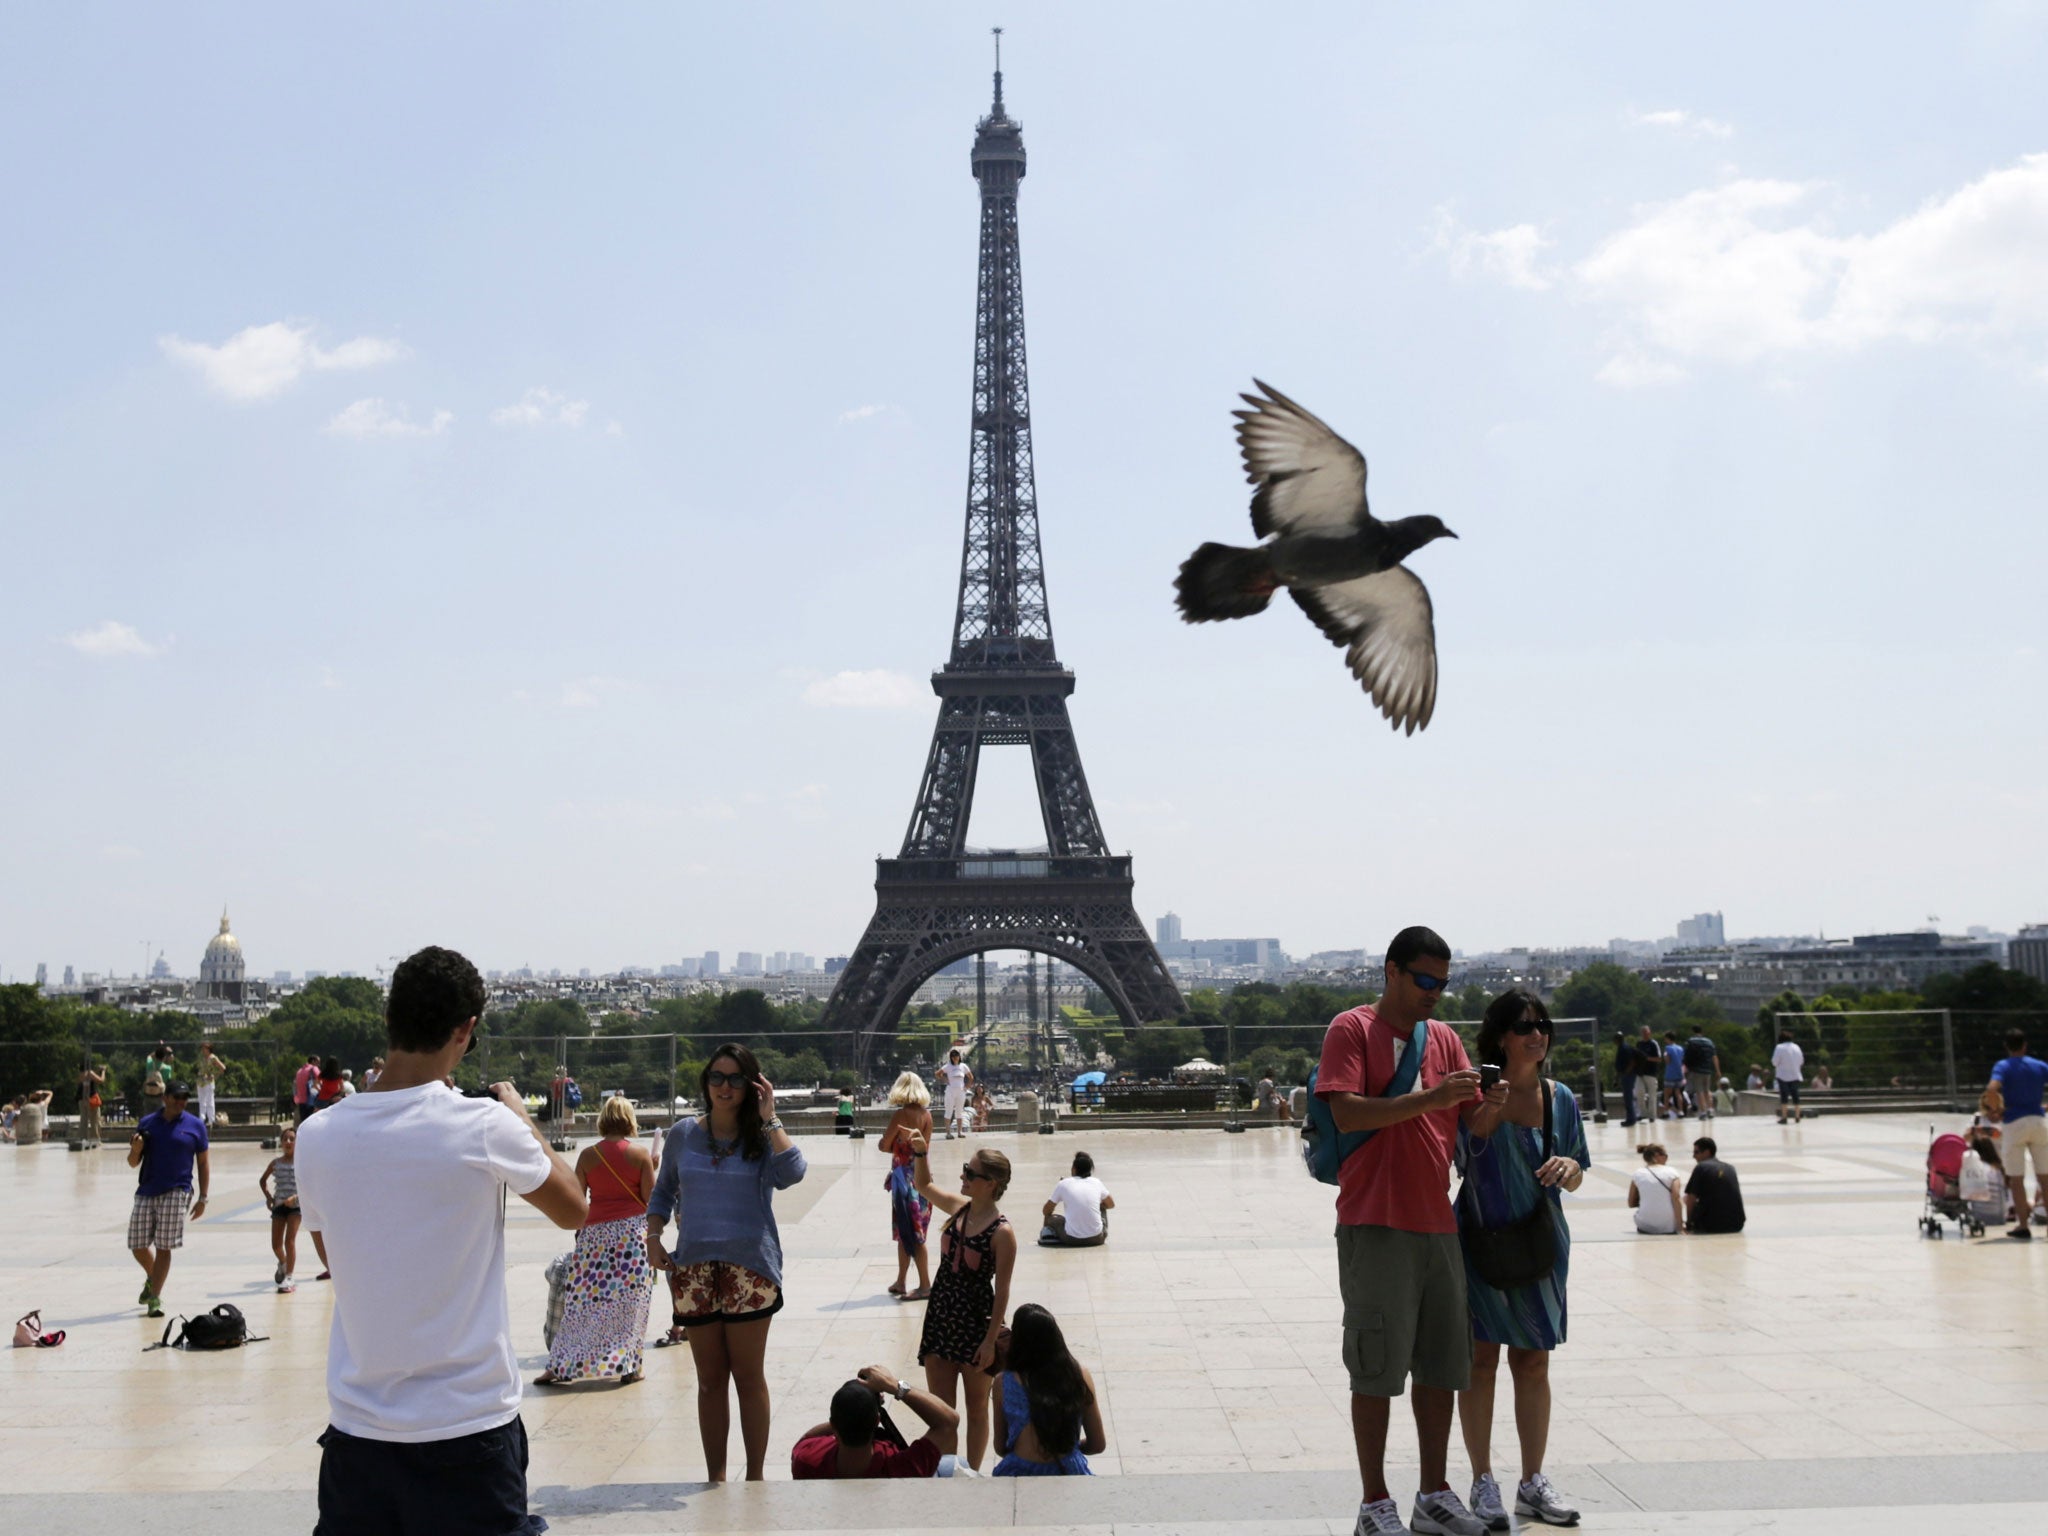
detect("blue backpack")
[1301,1020,1429,1184]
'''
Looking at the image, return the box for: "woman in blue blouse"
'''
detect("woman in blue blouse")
[1455,990,1589,1530]
[647,1042,807,1482]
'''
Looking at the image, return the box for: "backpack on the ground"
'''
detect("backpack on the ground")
[1301,1020,1429,1185]
[1683,1036,1717,1072]
[148,1303,266,1353]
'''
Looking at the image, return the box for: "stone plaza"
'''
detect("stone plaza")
[4,1108,2045,1533]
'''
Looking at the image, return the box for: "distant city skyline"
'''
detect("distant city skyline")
[4,7,2043,978]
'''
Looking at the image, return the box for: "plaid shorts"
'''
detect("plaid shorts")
[128,1190,190,1249]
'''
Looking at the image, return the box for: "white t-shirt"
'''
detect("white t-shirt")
[1771,1041,1805,1084]
[1632,1165,1681,1234]
[297,1083,552,1442]
[1049,1174,1109,1240]
[939,1062,970,1096]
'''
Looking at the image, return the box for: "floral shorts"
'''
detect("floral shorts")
[669,1260,783,1325]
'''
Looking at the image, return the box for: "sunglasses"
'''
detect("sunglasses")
[705,1069,751,1088]
[1403,967,1448,991]
[961,1164,990,1181]
[1510,1019,1554,1036]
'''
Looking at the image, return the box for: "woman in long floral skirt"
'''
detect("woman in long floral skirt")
[537,1096,657,1386]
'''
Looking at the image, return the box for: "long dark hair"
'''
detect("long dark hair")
[1475,988,1551,1069]
[1005,1302,1092,1456]
[700,1041,767,1161]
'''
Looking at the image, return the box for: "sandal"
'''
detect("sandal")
[533,1372,563,1388]
[887,1282,906,1297]
[899,1286,930,1302]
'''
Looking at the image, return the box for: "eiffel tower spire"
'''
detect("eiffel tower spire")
[818,53,1185,1065]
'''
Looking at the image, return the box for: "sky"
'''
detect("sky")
[3,3,2045,979]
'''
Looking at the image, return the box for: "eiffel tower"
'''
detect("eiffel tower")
[822,43,1185,1068]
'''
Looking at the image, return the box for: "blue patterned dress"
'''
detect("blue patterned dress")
[1455,1080,1589,1351]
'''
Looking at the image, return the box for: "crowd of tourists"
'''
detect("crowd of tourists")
[54,928,2048,1536]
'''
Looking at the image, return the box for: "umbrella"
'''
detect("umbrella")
[1072,1071,1107,1088]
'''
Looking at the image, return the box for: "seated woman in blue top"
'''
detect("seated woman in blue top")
[647,1042,807,1483]
[990,1303,1105,1477]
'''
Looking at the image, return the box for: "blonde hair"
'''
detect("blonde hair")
[973,1147,1013,1198]
[888,1071,931,1108]
[598,1096,638,1138]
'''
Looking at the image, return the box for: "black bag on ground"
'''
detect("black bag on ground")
[1457,1080,1558,1291]
[150,1303,267,1352]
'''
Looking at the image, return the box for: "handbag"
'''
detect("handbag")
[1457,1079,1559,1290]
[14,1311,63,1348]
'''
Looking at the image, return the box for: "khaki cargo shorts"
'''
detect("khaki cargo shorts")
[1336,1223,1471,1397]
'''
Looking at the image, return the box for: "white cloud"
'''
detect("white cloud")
[1628,107,1735,140]
[838,403,889,423]
[1428,210,1553,291]
[560,675,638,708]
[63,619,166,659]
[1444,153,2048,385]
[158,321,405,401]
[324,398,453,437]
[802,669,924,708]
[492,387,590,430]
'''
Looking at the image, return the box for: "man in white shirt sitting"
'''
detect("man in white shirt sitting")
[297,946,587,1535]
[1039,1151,1114,1247]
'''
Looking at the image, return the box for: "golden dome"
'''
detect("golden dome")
[205,908,241,955]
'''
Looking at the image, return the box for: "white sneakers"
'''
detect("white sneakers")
[1469,1472,1510,1531]
[1411,1486,1487,1535]
[1515,1472,1581,1526]
[1353,1498,1408,1535]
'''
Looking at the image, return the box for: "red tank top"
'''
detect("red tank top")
[584,1139,647,1225]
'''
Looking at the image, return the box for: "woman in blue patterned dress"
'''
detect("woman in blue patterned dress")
[1455,989,1589,1529]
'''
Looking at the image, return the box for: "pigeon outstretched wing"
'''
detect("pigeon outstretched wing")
[1290,567,1439,735]
[1233,379,1370,539]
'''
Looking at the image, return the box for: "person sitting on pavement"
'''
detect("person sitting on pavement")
[1684,1136,1746,1234]
[1628,1144,1683,1235]
[1039,1151,1114,1248]
[790,1362,959,1478]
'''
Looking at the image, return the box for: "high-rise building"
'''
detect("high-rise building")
[2003,925,2047,987]
[770,952,789,974]
[63,965,75,986]
[1675,912,1726,948]
[790,953,815,972]
[34,962,46,988]
[1157,912,1183,946]
[701,951,720,978]
[736,952,763,977]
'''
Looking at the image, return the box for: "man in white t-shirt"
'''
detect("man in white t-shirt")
[1770,1031,1806,1124]
[936,1049,974,1140]
[297,946,586,1535]
[1039,1151,1114,1247]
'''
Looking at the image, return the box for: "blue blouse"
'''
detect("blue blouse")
[647,1117,806,1287]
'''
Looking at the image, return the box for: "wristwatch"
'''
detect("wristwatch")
[763,1117,784,1132]
[895,1379,911,1401]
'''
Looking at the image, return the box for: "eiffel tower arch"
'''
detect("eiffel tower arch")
[820,48,1185,1070]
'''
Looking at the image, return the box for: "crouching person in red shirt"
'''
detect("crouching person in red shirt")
[791,1363,959,1478]
[1319,926,1505,1536]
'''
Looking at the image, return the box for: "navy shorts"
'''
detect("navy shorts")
[316,1415,545,1535]
[1777,1080,1801,1104]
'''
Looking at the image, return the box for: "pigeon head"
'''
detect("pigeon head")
[1386,515,1458,559]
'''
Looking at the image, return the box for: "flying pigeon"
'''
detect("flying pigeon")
[1174,380,1456,734]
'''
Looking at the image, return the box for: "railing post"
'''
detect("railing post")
[1224,1013,1242,1132]
[1940,1008,1958,1111]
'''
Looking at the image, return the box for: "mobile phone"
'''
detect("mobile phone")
[1479,1063,1502,1091]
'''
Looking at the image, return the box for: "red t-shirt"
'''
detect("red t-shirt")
[790,1433,941,1479]
[1315,1006,1471,1235]
[294,1063,318,1105]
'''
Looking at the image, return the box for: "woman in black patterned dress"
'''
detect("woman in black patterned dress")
[910,1133,1017,1470]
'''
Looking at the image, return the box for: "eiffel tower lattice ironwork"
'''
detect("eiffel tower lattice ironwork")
[822,49,1185,1068]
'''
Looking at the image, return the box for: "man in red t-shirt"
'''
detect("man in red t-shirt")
[292,1056,320,1125]
[1317,926,1503,1536]
[790,1362,958,1479]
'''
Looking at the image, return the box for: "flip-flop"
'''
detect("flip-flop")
[899,1287,930,1302]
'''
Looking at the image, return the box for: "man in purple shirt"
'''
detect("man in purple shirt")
[126,1081,210,1317]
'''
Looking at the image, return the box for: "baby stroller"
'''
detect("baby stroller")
[1921,1130,1985,1238]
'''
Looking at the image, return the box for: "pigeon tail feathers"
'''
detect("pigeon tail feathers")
[1175,542,1278,622]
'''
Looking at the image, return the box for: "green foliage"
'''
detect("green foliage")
[1115,1023,1206,1079]
[0,984,83,1102]
[1553,964,1661,1037]
[268,977,387,1069]
[488,998,592,1039]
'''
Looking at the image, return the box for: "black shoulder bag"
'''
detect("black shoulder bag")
[1457,1080,1558,1290]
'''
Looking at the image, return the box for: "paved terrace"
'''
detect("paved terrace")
[4,1110,2045,1532]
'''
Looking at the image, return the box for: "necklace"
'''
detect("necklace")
[704,1121,741,1166]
